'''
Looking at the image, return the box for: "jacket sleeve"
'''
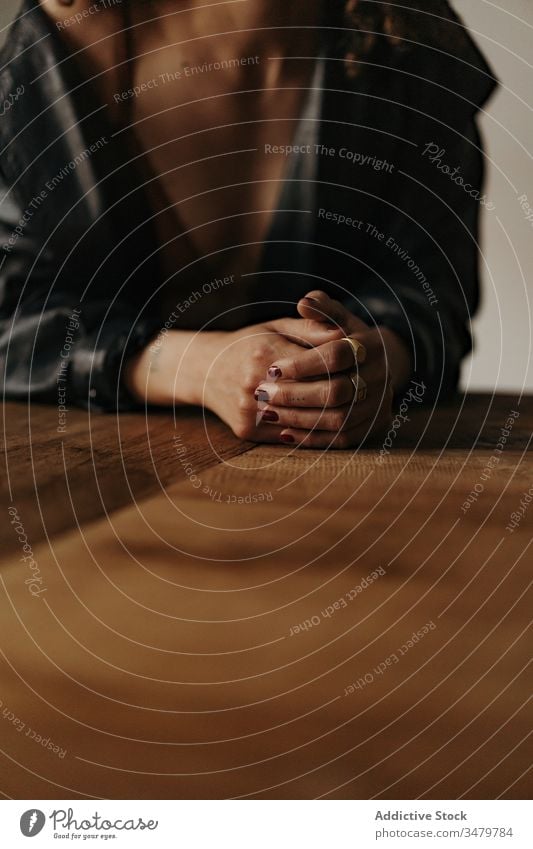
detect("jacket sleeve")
[340,5,497,402]
[342,115,487,402]
[0,166,159,412]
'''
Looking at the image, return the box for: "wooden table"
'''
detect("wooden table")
[0,395,531,799]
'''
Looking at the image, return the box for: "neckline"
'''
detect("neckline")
[16,0,326,289]
[112,4,326,282]
[257,53,325,276]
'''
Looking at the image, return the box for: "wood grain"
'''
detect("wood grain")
[0,403,250,554]
[0,395,531,799]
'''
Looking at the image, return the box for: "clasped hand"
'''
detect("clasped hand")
[202,290,409,449]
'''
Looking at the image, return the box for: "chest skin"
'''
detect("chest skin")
[40,0,321,295]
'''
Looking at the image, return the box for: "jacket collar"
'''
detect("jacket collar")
[401,1,497,119]
[0,0,112,200]
[1,0,497,184]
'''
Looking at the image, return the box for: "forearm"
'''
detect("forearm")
[123,329,225,407]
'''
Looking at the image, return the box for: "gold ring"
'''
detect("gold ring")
[341,336,367,366]
[349,374,367,405]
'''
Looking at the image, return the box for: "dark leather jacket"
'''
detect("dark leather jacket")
[0,0,496,411]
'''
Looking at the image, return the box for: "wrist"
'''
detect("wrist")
[379,326,413,394]
[178,331,226,407]
[123,330,226,407]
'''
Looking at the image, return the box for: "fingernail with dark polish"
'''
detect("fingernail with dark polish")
[280,433,295,444]
[268,367,282,380]
[262,410,279,423]
[302,296,320,304]
[255,389,269,403]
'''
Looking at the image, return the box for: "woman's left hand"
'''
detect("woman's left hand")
[255,290,412,448]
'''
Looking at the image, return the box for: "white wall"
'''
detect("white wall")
[1,1,531,391]
[454,0,533,393]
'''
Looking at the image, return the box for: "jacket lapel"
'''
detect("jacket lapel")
[0,0,160,292]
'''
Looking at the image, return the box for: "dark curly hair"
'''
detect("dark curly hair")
[336,0,449,77]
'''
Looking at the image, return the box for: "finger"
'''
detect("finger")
[266,338,361,381]
[251,407,392,447]
[297,290,368,333]
[266,316,345,348]
[244,422,283,443]
[256,400,374,432]
[254,375,355,408]
[277,419,376,450]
